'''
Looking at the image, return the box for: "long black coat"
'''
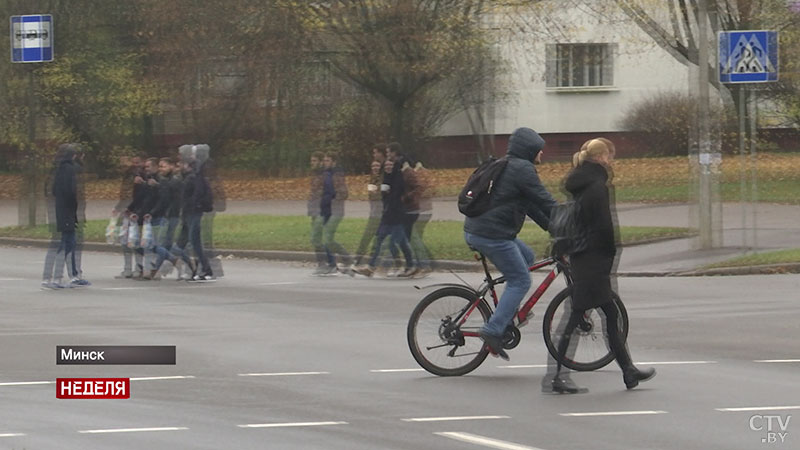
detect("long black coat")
[52,157,78,233]
[564,161,617,311]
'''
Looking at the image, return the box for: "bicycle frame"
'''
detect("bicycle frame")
[458,253,572,339]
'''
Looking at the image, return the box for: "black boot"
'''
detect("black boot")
[623,366,656,390]
[551,376,588,394]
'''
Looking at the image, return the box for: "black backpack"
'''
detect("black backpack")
[457,156,509,217]
[548,199,588,257]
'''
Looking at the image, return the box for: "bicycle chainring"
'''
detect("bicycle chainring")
[502,326,521,350]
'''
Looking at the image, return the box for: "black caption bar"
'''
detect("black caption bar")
[56,346,176,365]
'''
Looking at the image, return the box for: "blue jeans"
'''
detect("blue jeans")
[464,232,534,337]
[369,223,412,268]
[57,230,78,279]
[154,217,179,270]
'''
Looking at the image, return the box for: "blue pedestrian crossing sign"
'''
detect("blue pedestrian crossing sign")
[10,15,53,63]
[719,30,778,83]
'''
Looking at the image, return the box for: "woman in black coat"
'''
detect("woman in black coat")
[551,138,655,394]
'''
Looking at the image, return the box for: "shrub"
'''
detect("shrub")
[619,91,736,156]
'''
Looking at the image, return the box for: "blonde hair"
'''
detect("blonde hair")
[573,138,611,166]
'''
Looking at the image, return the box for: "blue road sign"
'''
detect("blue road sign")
[719,30,778,83]
[10,14,53,63]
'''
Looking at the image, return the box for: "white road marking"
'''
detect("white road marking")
[716,406,800,412]
[370,368,425,373]
[0,433,26,437]
[754,359,800,363]
[238,372,329,377]
[78,427,189,434]
[636,361,717,365]
[498,361,715,369]
[100,287,159,291]
[403,415,509,422]
[238,421,348,429]
[497,364,547,369]
[435,432,546,450]
[130,376,196,381]
[560,410,668,417]
[0,278,26,281]
[0,381,54,386]
[0,377,193,386]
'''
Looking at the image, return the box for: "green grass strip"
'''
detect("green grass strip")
[704,248,800,269]
[0,215,689,261]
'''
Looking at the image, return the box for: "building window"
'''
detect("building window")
[546,43,616,88]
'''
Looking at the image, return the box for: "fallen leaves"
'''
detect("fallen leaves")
[1,153,797,202]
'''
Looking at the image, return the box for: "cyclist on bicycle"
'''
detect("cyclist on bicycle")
[464,127,557,360]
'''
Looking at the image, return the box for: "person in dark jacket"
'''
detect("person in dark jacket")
[550,138,655,393]
[42,146,69,289]
[463,127,557,360]
[172,145,214,281]
[309,151,335,275]
[353,158,414,277]
[148,157,183,279]
[127,157,160,278]
[48,143,89,287]
[320,152,351,272]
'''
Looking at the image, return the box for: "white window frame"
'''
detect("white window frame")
[546,43,617,91]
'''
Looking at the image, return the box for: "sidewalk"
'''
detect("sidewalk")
[1,199,798,275]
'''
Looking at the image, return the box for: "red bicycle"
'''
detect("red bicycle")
[407,253,628,376]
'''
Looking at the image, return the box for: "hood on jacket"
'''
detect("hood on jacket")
[565,160,608,195]
[506,127,545,162]
[57,143,79,163]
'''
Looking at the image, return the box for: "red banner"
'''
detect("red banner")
[56,378,130,399]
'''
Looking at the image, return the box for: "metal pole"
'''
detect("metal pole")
[26,66,37,228]
[750,89,758,250]
[697,0,713,249]
[739,86,747,249]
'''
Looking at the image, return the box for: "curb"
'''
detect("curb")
[0,237,484,272]
[671,263,800,277]
[2,237,792,277]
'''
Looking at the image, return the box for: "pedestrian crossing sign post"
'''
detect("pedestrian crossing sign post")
[719,30,778,83]
[10,14,53,63]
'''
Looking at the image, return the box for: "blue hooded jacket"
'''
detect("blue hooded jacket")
[463,127,557,240]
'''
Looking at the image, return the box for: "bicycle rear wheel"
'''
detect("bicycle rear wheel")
[407,287,492,376]
[542,286,629,372]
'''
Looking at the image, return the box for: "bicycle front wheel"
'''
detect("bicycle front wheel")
[407,287,492,376]
[543,286,629,372]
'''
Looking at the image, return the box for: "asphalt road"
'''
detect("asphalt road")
[0,246,798,450]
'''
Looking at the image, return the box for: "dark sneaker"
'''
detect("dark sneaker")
[69,278,92,287]
[190,273,216,283]
[551,376,589,394]
[479,330,509,361]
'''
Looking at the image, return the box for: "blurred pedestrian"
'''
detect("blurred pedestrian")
[149,157,183,279]
[45,144,90,288]
[196,144,225,278]
[353,158,414,277]
[352,157,384,269]
[114,154,144,279]
[320,152,351,273]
